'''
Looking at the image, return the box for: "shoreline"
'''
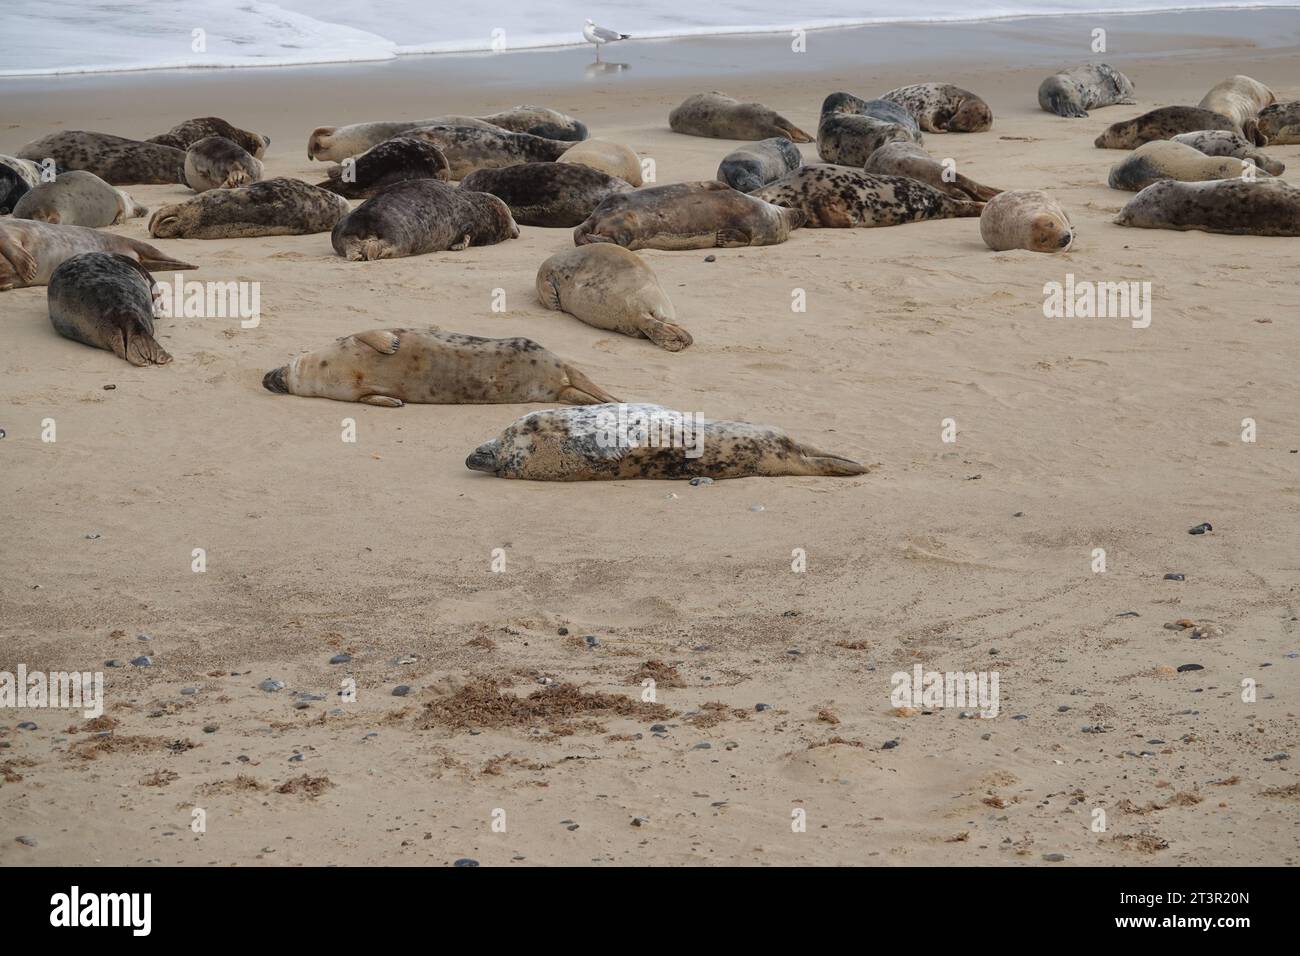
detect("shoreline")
[2,7,1298,89]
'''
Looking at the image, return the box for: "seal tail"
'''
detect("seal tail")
[132,240,197,272]
[797,446,868,477]
[560,365,619,404]
[950,200,986,218]
[955,175,1003,202]
[118,327,173,367]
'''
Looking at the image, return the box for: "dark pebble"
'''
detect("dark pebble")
[689,476,714,486]
[130,656,151,667]
[584,635,599,647]
[1164,573,1186,581]
[692,742,712,750]
[15,836,37,847]
[1188,522,1212,535]
[392,685,411,697]
[453,858,480,867]
[650,723,667,732]
[17,722,37,731]
[1176,664,1204,672]
[1264,753,1290,762]
[557,627,569,636]
[882,739,900,750]
[755,703,772,712]
[1042,853,1065,862]
[329,653,352,664]
[1116,611,1140,618]
[704,255,716,262]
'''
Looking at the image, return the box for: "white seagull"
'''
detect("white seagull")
[583,18,629,61]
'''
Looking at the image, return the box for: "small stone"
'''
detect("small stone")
[1164,573,1186,581]
[202,724,219,733]
[17,721,37,731]
[293,702,310,710]
[704,255,716,262]
[650,723,667,732]
[750,505,765,512]
[259,678,285,692]
[181,687,197,696]
[453,858,480,867]
[329,653,352,664]
[15,836,37,847]
[786,649,801,656]
[84,533,101,540]
[136,633,152,642]
[959,711,977,719]
[1012,511,1025,517]
[1042,853,1065,862]
[130,656,151,667]
[1011,714,1028,721]
[584,635,600,647]
[1188,522,1212,535]
[1176,664,1204,673]
[689,477,714,486]
[1116,611,1140,618]
[893,706,918,717]
[392,685,411,697]
[1264,753,1290,762]
[882,739,900,749]
[754,704,772,713]
[105,659,123,668]
[692,742,712,750]
[631,816,649,827]
[289,753,305,762]
[557,627,569,636]
[103,384,115,390]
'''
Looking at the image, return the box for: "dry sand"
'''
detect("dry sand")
[2,12,1299,866]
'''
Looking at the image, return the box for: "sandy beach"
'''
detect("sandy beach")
[2,9,1298,867]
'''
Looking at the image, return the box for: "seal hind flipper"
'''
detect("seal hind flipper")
[353,329,401,354]
[129,238,196,273]
[449,231,473,251]
[538,275,562,311]
[641,317,694,351]
[955,174,1002,202]
[112,317,172,367]
[558,365,619,405]
[360,395,404,407]
[799,451,868,477]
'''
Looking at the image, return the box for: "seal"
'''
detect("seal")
[864,142,1002,201]
[558,140,643,186]
[149,177,350,239]
[572,181,804,250]
[16,131,186,185]
[458,162,632,227]
[669,92,812,142]
[819,93,918,131]
[817,113,920,166]
[879,84,993,132]
[331,179,519,260]
[1115,178,1300,236]
[1198,75,1275,145]
[1037,64,1135,118]
[465,403,868,480]
[0,155,42,215]
[1107,139,1271,191]
[262,327,616,406]
[718,138,802,193]
[316,136,451,199]
[979,190,1074,252]
[1257,101,1300,144]
[148,117,270,158]
[47,252,171,366]
[536,245,690,351]
[1094,107,1239,149]
[1170,131,1284,175]
[184,136,263,192]
[307,117,506,162]
[753,165,982,228]
[0,219,195,291]
[12,170,146,227]
[400,125,573,179]
[478,106,588,142]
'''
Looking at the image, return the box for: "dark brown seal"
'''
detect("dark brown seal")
[458,162,633,227]
[331,179,519,260]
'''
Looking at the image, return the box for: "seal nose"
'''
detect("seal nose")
[465,442,498,474]
[262,366,290,394]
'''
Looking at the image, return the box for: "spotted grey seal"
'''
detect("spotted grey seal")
[879,84,993,132]
[331,179,519,260]
[148,117,270,158]
[864,142,1002,202]
[1115,178,1300,236]
[47,252,171,365]
[753,165,982,228]
[536,245,690,351]
[1094,107,1239,149]
[478,106,588,142]
[12,170,146,227]
[979,190,1075,252]
[458,162,633,227]
[669,92,812,142]
[149,178,350,239]
[572,181,804,250]
[316,137,450,199]
[465,403,867,480]
[16,131,186,185]
[716,138,802,193]
[817,112,921,167]
[184,136,263,192]
[262,327,615,407]
[1258,102,1300,144]
[0,219,194,291]
[1170,130,1284,175]
[400,125,573,179]
[1037,64,1135,118]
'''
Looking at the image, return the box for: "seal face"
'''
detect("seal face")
[331,179,519,260]
[12,170,145,227]
[754,165,983,228]
[148,117,270,158]
[184,136,263,192]
[558,140,643,186]
[316,136,450,199]
[536,244,690,351]
[16,131,186,185]
[572,180,804,250]
[47,252,171,366]
[864,142,1002,202]
[718,138,803,193]
[1198,75,1275,145]
[879,84,993,132]
[1258,101,1300,144]
[1115,178,1300,236]
[458,162,633,227]
[1107,139,1271,191]
[400,125,573,179]
[1094,107,1239,149]
[261,327,616,406]
[979,190,1074,252]
[465,403,867,481]
[1170,131,1285,175]
[669,92,813,142]
[1037,63,1135,118]
[149,177,350,239]
[0,219,195,291]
